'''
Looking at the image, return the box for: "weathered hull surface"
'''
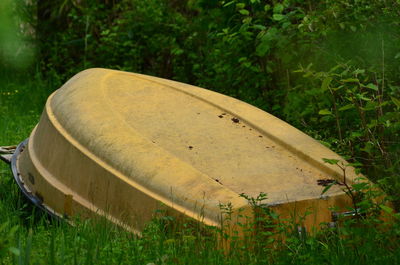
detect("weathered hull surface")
[15,68,358,234]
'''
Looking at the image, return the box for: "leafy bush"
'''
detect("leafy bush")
[19,0,398,206]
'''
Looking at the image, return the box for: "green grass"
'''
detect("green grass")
[0,71,399,265]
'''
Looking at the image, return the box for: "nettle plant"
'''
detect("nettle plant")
[293,63,399,201]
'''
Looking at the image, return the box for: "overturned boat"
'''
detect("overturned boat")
[2,68,361,234]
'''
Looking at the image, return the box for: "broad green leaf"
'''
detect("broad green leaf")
[322,158,340,165]
[239,9,249,15]
[365,83,378,91]
[172,48,184,55]
[379,205,394,214]
[341,78,359,83]
[264,4,271,11]
[318,109,332,115]
[223,1,235,7]
[339,104,354,111]
[273,3,284,14]
[321,77,332,91]
[253,24,266,30]
[243,61,251,68]
[391,96,400,108]
[272,14,285,21]
[236,3,245,9]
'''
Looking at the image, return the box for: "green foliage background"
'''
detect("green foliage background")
[24,0,399,199]
[0,0,399,263]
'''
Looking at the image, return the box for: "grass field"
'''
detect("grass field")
[0,71,399,265]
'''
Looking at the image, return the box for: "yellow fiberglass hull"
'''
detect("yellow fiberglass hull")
[15,68,359,234]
